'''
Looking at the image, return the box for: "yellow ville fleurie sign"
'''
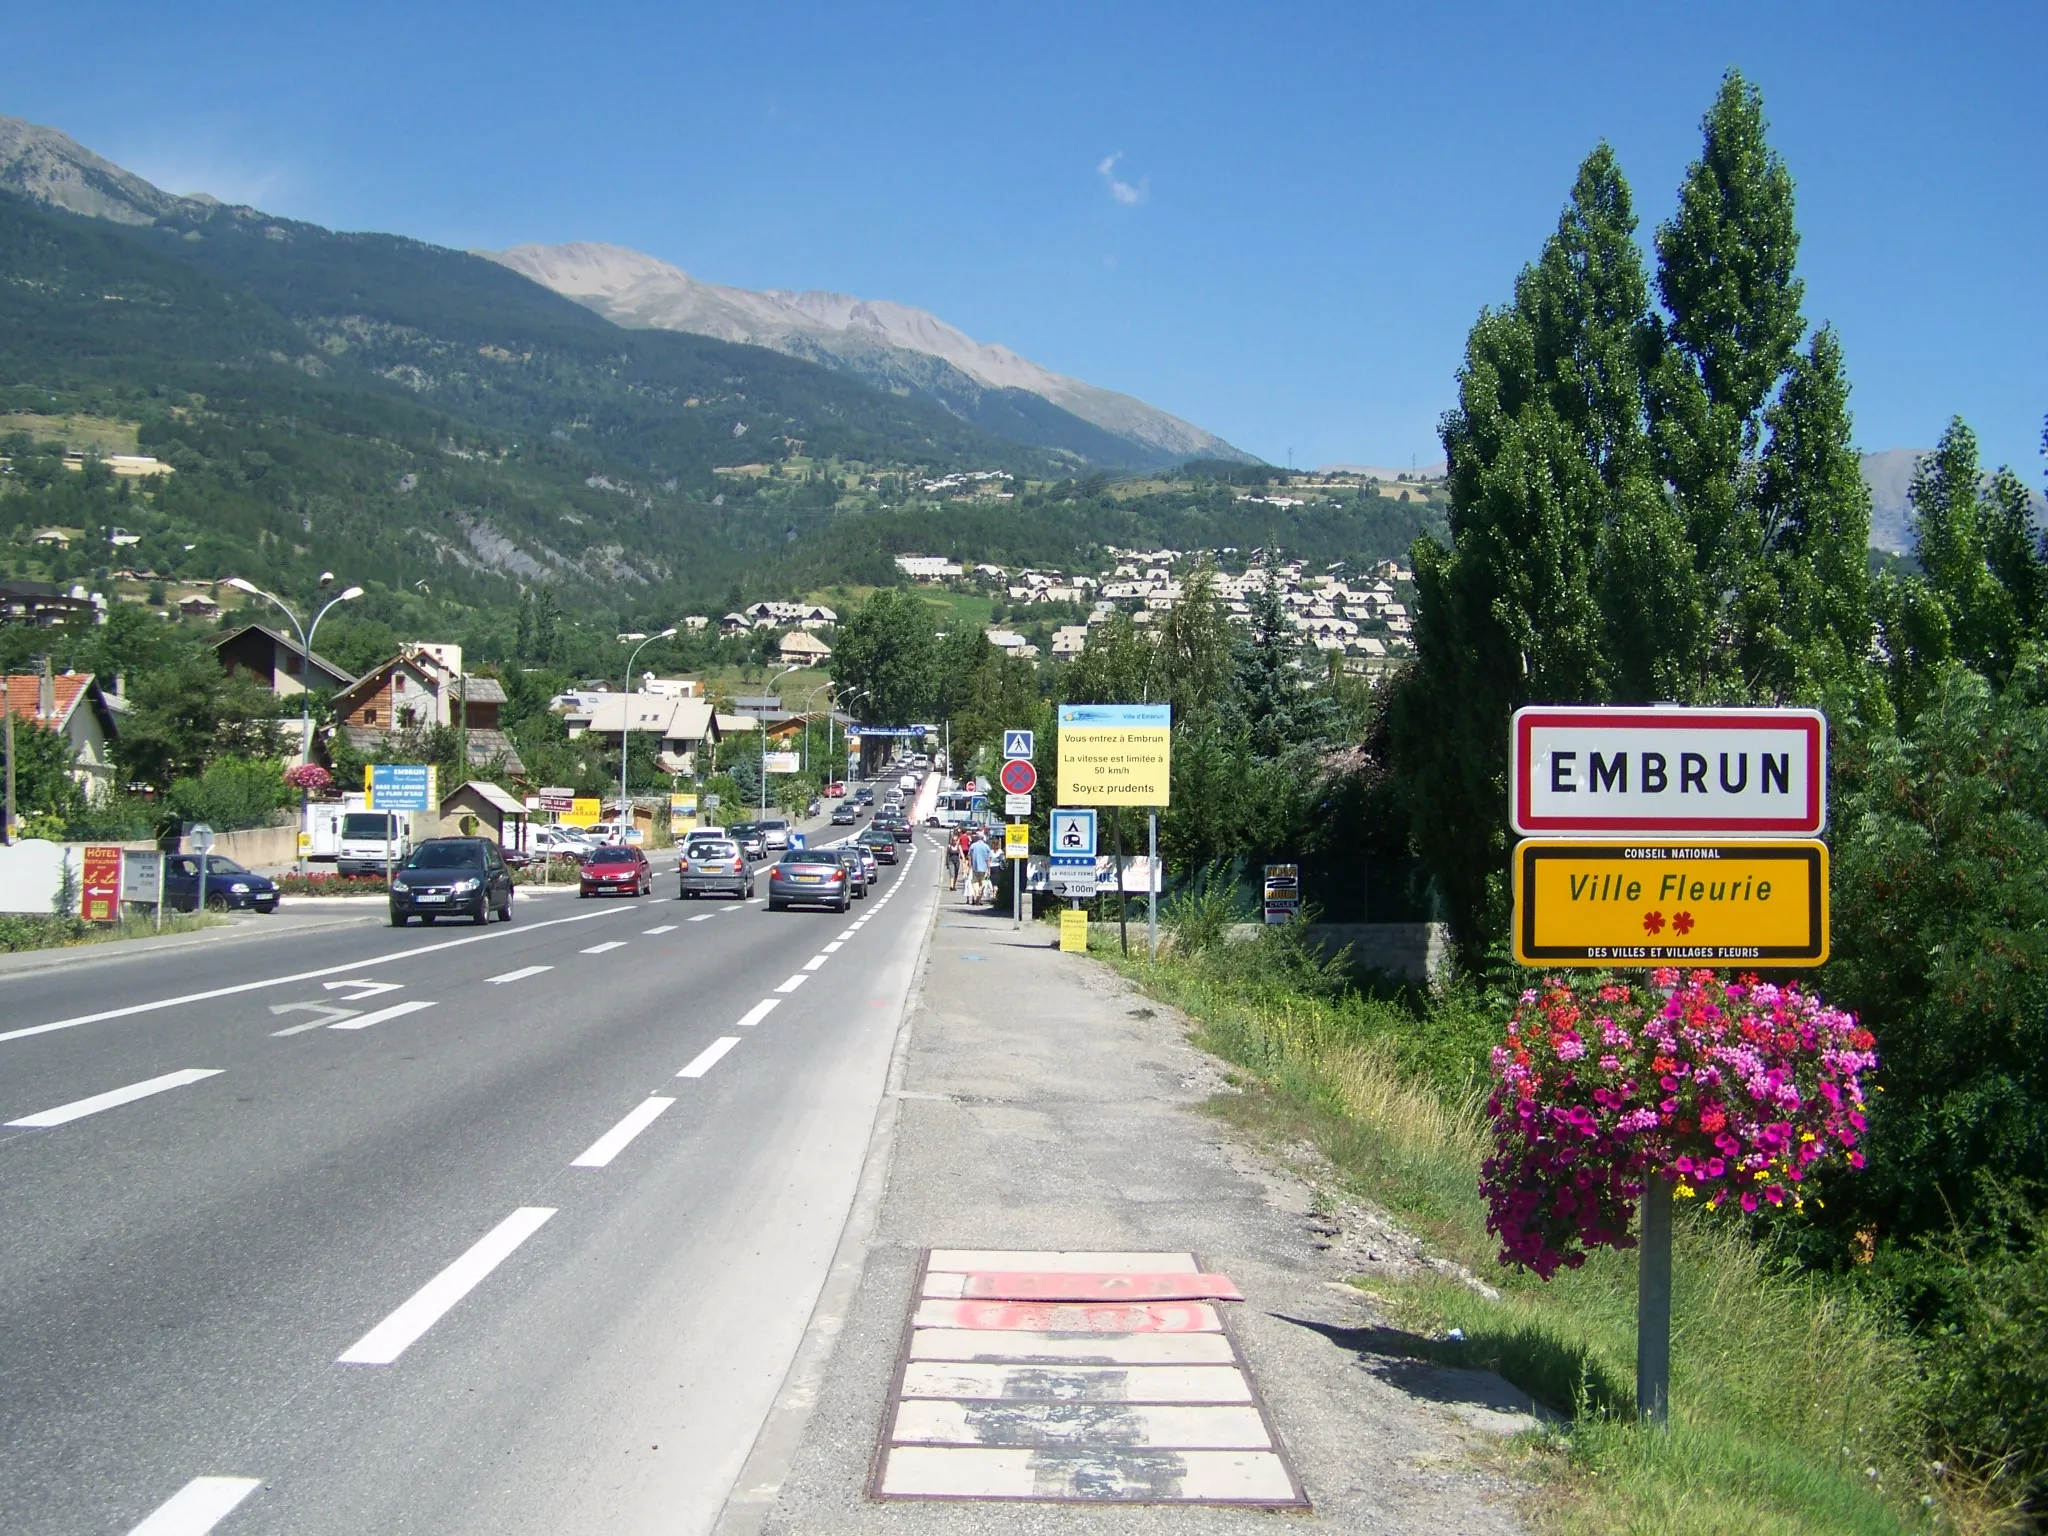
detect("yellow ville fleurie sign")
[1512,839,1828,968]
[1056,703,1172,805]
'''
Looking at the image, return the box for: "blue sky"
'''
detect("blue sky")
[15,1,2046,474]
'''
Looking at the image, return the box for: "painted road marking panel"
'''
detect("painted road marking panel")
[894,1399,1272,1449]
[879,1250,1303,1506]
[955,1272,1245,1302]
[328,1000,437,1031]
[487,965,552,985]
[688,912,716,922]
[126,1475,262,1535]
[643,924,678,935]
[580,941,627,955]
[734,999,780,1029]
[338,1207,555,1365]
[775,974,809,994]
[802,954,829,971]
[678,1036,741,1079]
[909,1329,1239,1365]
[901,1362,1255,1403]
[8,1069,223,1128]
[930,1249,1197,1273]
[570,1097,675,1168]
[323,979,404,1001]
[880,1446,1297,1502]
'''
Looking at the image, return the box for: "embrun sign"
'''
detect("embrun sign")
[1513,839,1829,968]
[1510,706,1826,837]
[1056,704,1171,805]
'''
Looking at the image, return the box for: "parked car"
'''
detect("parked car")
[165,855,279,914]
[766,848,851,912]
[580,844,653,898]
[337,809,409,877]
[533,826,594,860]
[831,803,859,825]
[834,846,870,899]
[679,838,751,900]
[389,838,514,926]
[857,826,899,865]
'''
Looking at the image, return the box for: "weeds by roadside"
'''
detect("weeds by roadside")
[1091,921,2009,1536]
[0,910,222,954]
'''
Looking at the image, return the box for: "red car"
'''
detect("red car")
[580,844,652,897]
[825,781,846,797]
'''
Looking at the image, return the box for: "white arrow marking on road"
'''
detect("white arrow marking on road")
[327,1000,436,1031]
[269,1002,360,1035]
[571,1096,675,1168]
[126,1475,262,1535]
[8,1069,223,1129]
[678,1036,741,1078]
[323,979,403,1000]
[337,1206,556,1365]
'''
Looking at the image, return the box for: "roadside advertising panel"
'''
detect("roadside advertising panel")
[1059,909,1090,952]
[81,846,122,922]
[764,752,801,774]
[1513,839,1829,968]
[120,849,161,906]
[1263,863,1300,926]
[1004,822,1030,860]
[669,792,698,831]
[1057,704,1171,805]
[1510,706,1826,837]
[563,798,603,827]
[363,763,437,812]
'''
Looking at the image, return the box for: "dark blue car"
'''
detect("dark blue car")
[164,854,280,914]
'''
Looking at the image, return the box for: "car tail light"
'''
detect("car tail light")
[731,859,744,872]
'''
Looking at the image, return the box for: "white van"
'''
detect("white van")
[337,810,410,876]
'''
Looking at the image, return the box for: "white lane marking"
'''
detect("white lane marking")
[823,941,844,953]
[735,999,779,1029]
[488,965,552,985]
[8,1068,222,1129]
[803,954,829,971]
[571,1096,675,1168]
[127,1475,262,1535]
[0,906,630,1046]
[688,913,716,922]
[648,897,671,904]
[269,1002,359,1035]
[774,974,809,994]
[836,930,856,941]
[677,1036,741,1079]
[580,941,627,954]
[337,1206,556,1365]
[643,925,678,935]
[328,1000,436,1032]
[745,898,762,905]
[323,979,403,1001]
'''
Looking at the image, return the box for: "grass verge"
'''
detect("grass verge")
[1090,922,1995,1535]
[0,910,223,953]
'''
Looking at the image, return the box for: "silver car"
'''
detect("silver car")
[679,839,751,900]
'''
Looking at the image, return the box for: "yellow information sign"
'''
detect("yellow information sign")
[1059,909,1090,952]
[1004,822,1030,860]
[1057,704,1171,805]
[1513,839,1828,968]
[562,797,603,827]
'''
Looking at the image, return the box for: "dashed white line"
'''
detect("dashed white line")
[126,1475,262,1535]
[487,965,552,985]
[836,929,856,941]
[823,941,844,953]
[580,941,627,955]
[735,999,780,1029]
[688,912,716,922]
[775,974,810,994]
[677,1036,741,1078]
[571,1097,675,1168]
[328,1000,437,1032]
[337,1206,556,1365]
[803,954,830,971]
[643,925,678,935]
[7,1068,223,1129]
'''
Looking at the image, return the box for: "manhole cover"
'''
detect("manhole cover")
[873,1250,1306,1506]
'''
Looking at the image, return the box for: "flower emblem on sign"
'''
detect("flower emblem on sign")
[1672,911,1695,936]
[1642,910,1665,935]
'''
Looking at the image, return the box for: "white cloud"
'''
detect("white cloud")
[1095,151,1147,206]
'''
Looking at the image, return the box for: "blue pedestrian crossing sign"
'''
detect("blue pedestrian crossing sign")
[1050,808,1097,861]
[1003,729,1035,760]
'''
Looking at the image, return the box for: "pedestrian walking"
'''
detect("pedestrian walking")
[967,830,993,904]
[945,834,961,889]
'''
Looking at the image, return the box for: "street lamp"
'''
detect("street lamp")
[224,575,363,871]
[619,627,677,840]
[830,687,867,779]
[760,662,801,818]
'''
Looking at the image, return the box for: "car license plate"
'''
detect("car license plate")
[794,874,818,882]
[418,893,446,903]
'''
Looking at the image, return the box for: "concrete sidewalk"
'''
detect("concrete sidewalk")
[727,904,1533,1532]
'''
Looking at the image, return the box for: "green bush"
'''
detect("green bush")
[166,757,293,832]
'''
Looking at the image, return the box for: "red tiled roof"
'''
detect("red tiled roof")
[1,671,91,728]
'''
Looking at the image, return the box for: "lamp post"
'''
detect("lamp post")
[759,663,800,819]
[619,628,677,842]
[834,688,868,781]
[224,574,362,872]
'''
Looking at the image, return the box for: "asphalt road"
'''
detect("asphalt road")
[0,820,941,1536]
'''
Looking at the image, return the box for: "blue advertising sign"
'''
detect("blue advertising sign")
[1056,704,1172,729]
[365,763,436,812]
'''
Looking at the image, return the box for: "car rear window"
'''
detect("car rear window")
[692,842,738,858]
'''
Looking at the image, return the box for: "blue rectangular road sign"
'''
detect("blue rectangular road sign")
[1049,808,1097,864]
[1003,729,1035,759]
[366,763,436,812]
[1056,704,1172,729]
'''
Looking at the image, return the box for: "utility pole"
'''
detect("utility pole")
[2,667,14,845]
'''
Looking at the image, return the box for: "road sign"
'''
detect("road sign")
[704,794,721,809]
[1057,704,1171,805]
[1004,822,1030,860]
[1005,792,1032,817]
[998,757,1037,796]
[764,751,800,774]
[1263,863,1300,926]
[1003,729,1035,759]
[120,849,161,906]
[564,798,602,827]
[1512,839,1829,967]
[365,763,436,812]
[82,846,121,922]
[188,823,216,853]
[1051,865,1099,899]
[1510,706,1827,837]
[1059,909,1090,951]
[1049,808,1097,862]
